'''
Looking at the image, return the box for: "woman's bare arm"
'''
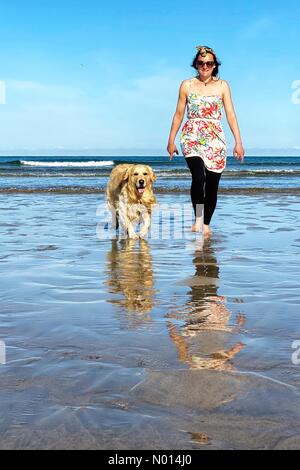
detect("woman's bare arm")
[222,80,245,162]
[167,80,188,160]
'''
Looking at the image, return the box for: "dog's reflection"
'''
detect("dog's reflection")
[167,238,246,370]
[104,238,156,316]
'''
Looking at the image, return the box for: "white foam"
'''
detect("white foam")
[227,168,295,173]
[20,160,114,167]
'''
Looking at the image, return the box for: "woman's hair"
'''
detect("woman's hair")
[191,45,221,77]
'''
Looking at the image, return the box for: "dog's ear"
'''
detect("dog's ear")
[148,167,156,182]
[123,167,131,181]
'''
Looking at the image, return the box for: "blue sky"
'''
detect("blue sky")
[0,0,300,154]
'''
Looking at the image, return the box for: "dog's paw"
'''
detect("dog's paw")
[139,230,149,239]
[128,231,139,240]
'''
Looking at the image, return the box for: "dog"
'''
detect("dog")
[106,163,157,239]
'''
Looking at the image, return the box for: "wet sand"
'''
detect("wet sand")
[0,192,300,449]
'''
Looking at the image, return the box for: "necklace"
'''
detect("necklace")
[196,75,213,86]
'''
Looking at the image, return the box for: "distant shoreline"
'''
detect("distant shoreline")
[1,187,300,195]
[1,151,300,158]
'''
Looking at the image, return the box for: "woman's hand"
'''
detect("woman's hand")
[167,142,179,161]
[233,143,245,163]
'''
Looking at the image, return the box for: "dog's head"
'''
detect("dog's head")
[123,164,156,197]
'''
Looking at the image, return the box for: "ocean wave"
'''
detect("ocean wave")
[0,172,111,178]
[1,170,300,179]
[226,168,297,173]
[1,167,300,179]
[156,171,190,177]
[0,159,22,165]
[20,160,115,167]
[157,169,300,177]
[1,187,300,195]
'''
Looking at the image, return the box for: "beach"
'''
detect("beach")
[1,0,300,451]
[1,180,300,449]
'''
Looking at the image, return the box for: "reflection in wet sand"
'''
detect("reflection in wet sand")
[104,239,156,315]
[167,238,245,370]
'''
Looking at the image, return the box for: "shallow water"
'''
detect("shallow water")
[0,192,300,449]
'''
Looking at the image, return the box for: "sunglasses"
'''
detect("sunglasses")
[196,60,215,68]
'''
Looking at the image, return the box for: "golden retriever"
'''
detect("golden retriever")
[106,163,157,239]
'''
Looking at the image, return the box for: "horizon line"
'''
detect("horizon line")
[1,148,300,158]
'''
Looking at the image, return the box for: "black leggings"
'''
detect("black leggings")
[185,156,222,225]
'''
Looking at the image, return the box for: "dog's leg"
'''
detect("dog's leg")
[112,211,119,231]
[118,201,138,239]
[126,221,139,239]
[139,211,151,238]
[125,221,139,239]
[106,194,119,232]
[109,206,119,231]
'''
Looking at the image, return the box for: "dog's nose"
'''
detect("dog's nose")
[138,179,144,185]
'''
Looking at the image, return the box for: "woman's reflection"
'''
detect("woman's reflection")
[167,238,245,370]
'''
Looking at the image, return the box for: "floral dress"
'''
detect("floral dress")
[180,78,227,173]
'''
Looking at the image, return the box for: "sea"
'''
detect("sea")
[1,153,300,448]
[0,155,300,193]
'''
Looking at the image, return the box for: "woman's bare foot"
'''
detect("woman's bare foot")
[191,223,201,232]
[191,217,203,232]
[203,224,211,238]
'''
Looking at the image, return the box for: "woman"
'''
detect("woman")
[167,45,244,237]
